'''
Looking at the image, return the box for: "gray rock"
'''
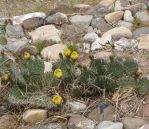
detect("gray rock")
[137,34,149,49]
[85,4,109,17]
[91,17,112,32]
[22,17,46,30]
[61,24,86,41]
[114,0,130,11]
[46,12,68,25]
[29,25,62,44]
[13,12,46,25]
[83,32,98,42]
[6,37,29,53]
[135,11,149,25]
[88,103,115,122]
[133,27,149,37]
[105,11,124,24]
[68,115,96,129]
[6,24,25,38]
[124,3,146,14]
[41,44,67,63]
[118,20,133,30]
[67,101,87,113]
[69,15,93,28]
[122,117,149,129]
[98,121,123,129]
[27,123,63,129]
[124,10,134,22]
[102,26,132,40]
[114,38,138,51]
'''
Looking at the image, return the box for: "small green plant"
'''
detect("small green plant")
[133,18,143,28]
[0,35,7,45]
[35,40,46,53]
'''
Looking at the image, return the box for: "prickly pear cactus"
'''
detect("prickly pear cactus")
[95,75,118,92]
[123,58,138,76]
[137,77,149,96]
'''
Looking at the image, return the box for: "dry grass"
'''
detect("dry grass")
[0,0,101,16]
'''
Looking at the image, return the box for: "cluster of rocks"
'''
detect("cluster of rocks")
[1,101,149,129]
[0,0,149,128]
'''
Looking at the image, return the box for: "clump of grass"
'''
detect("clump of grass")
[35,40,46,53]
[0,35,7,45]
[133,18,143,28]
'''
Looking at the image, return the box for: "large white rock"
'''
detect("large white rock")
[91,38,102,51]
[105,11,124,24]
[114,38,138,51]
[98,121,123,129]
[124,10,134,22]
[23,109,47,123]
[102,26,132,40]
[69,15,93,28]
[41,44,67,63]
[13,12,46,25]
[29,25,62,43]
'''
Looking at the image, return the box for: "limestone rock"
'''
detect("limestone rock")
[68,115,96,129]
[83,32,98,42]
[98,121,123,129]
[102,26,132,40]
[124,10,134,22]
[13,12,46,25]
[105,11,124,24]
[6,24,25,38]
[133,27,149,37]
[137,34,149,49]
[41,44,66,63]
[46,12,68,25]
[122,117,149,129]
[22,17,46,30]
[91,17,113,32]
[23,109,47,123]
[135,11,149,25]
[67,101,87,113]
[29,25,62,43]
[69,15,93,28]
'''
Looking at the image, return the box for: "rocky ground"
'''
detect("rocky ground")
[0,0,149,129]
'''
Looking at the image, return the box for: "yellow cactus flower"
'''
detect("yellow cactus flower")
[64,49,71,57]
[54,68,63,79]
[70,51,79,60]
[2,73,9,81]
[52,95,63,105]
[23,52,31,60]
